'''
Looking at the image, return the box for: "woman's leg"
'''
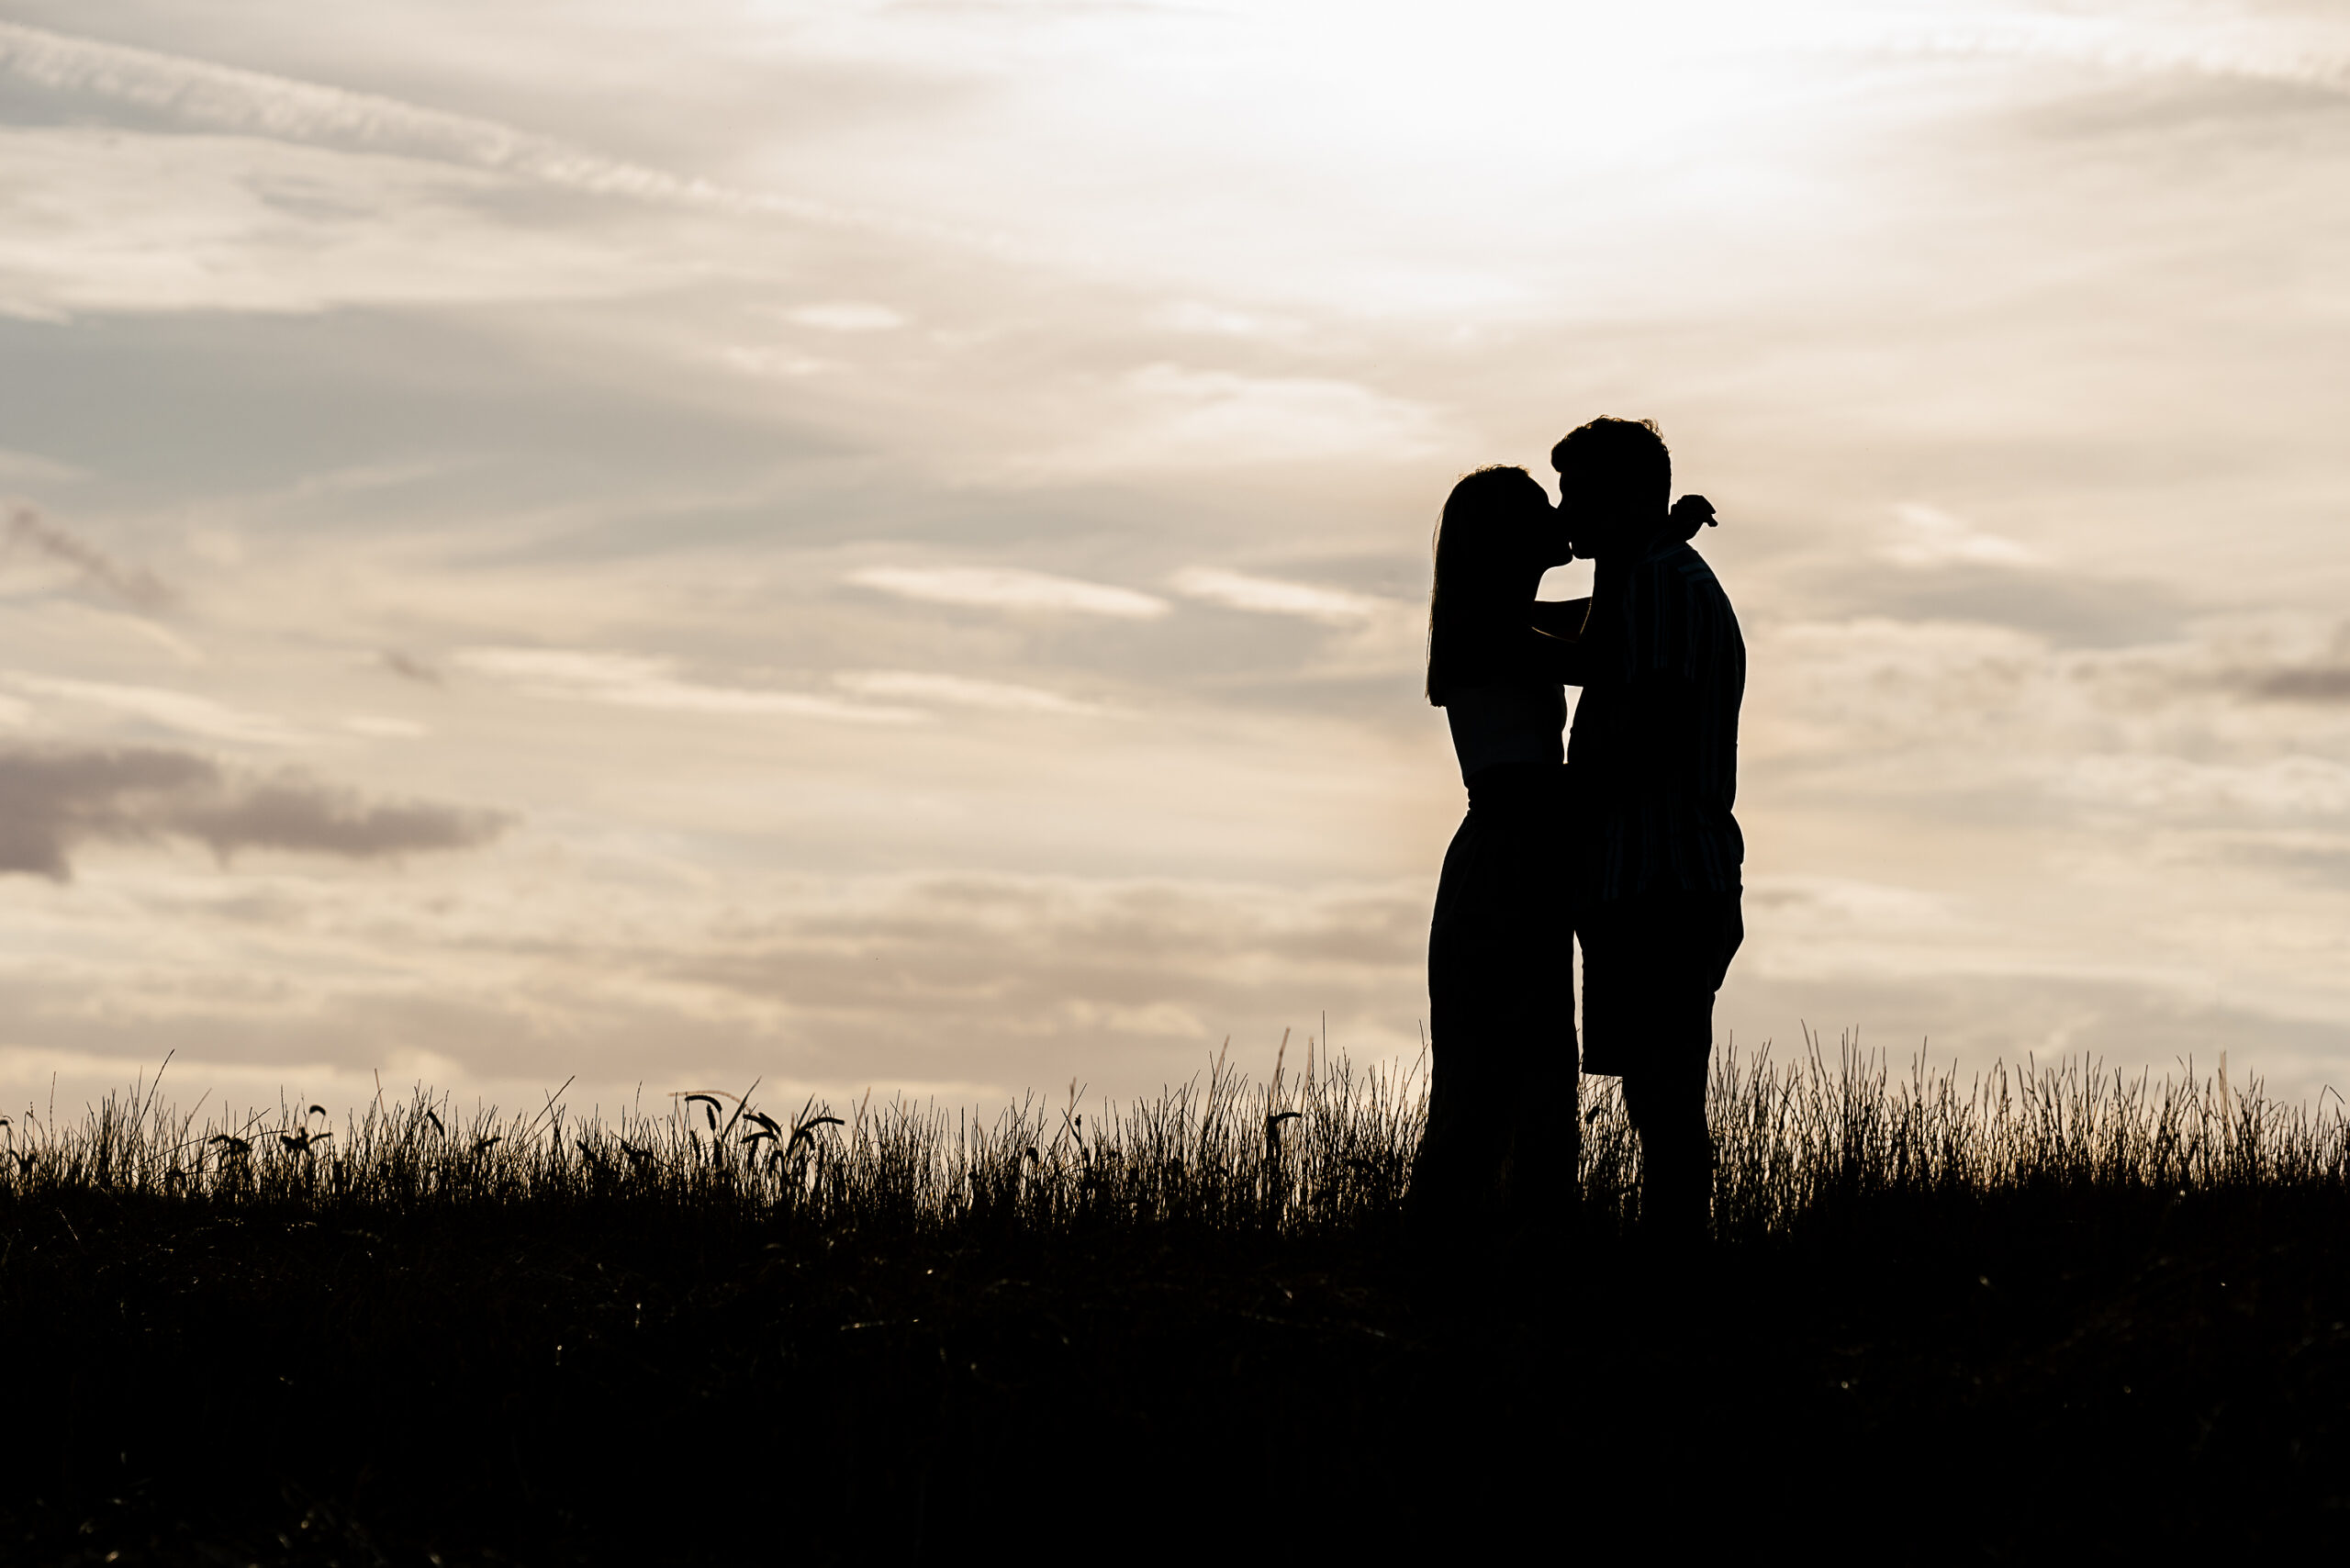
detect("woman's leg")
[1503,1019,1578,1240]
[1414,810,1556,1238]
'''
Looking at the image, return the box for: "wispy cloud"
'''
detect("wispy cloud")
[785,303,905,331]
[0,21,826,221]
[1085,364,1441,469]
[1850,11,2350,99]
[381,651,442,687]
[6,674,298,746]
[719,345,830,379]
[834,670,1106,716]
[1879,502,2042,570]
[2053,753,2350,817]
[1150,300,1306,341]
[5,503,175,613]
[0,19,1010,254]
[1169,567,1386,624]
[0,450,88,484]
[455,648,924,724]
[340,715,428,739]
[2252,666,2350,703]
[845,566,1170,620]
[0,742,508,879]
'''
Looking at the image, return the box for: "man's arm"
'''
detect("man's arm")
[1524,629,1586,686]
[1528,597,1591,641]
[1521,597,1592,685]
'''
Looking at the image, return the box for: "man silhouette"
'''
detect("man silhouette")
[1543,418,1743,1240]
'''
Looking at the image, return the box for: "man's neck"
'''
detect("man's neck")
[1592,519,1679,567]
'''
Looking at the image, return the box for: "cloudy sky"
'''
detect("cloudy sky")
[1,0,2346,1120]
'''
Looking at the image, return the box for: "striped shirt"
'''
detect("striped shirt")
[1566,536,1744,902]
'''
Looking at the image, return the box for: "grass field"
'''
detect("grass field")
[4,1036,2346,1562]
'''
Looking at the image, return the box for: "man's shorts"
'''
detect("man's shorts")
[1577,886,1743,1078]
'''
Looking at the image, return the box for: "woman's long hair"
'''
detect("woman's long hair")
[1426,465,1550,706]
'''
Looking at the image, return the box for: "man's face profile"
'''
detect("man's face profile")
[1552,461,1614,560]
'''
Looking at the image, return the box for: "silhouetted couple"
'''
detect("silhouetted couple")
[1415,417,1743,1248]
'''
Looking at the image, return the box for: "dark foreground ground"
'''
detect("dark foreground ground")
[6,1183,2346,1564]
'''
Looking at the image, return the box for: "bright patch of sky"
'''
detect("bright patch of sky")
[0,0,2345,1120]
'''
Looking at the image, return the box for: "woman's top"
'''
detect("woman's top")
[1444,681,1566,790]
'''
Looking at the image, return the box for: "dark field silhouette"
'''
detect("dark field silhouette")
[5,1043,2347,1562]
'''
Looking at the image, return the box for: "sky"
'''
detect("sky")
[0,0,2346,1121]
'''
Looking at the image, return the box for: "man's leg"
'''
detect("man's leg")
[1620,994,1715,1241]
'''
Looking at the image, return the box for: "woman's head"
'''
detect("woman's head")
[1427,465,1554,705]
[1434,465,1552,592]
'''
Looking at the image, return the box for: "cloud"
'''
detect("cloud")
[5,503,174,613]
[720,345,829,378]
[2250,666,2350,702]
[1169,566,1386,624]
[0,743,509,879]
[845,566,1170,619]
[2052,754,2350,818]
[1151,301,1306,340]
[0,18,1026,279]
[0,20,845,226]
[1879,503,2042,570]
[341,715,428,739]
[454,647,925,723]
[0,124,705,316]
[1852,12,2350,100]
[1091,364,1441,468]
[0,450,87,484]
[381,650,442,687]
[834,670,1106,716]
[785,303,905,331]
[1745,873,1960,935]
[657,872,1434,1079]
[6,674,299,745]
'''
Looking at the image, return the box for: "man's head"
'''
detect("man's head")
[1550,417,1670,559]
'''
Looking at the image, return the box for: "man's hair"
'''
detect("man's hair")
[1550,417,1670,515]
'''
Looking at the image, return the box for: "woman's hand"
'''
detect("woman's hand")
[1671,494,1717,541]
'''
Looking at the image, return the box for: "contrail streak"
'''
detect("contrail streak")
[0,20,1007,248]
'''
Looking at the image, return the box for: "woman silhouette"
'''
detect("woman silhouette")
[1413,465,1582,1242]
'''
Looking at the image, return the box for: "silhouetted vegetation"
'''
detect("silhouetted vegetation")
[4,1037,2345,1562]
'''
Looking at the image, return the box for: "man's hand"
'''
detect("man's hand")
[1670,494,1717,541]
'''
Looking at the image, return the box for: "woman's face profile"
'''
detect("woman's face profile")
[1519,478,1571,569]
